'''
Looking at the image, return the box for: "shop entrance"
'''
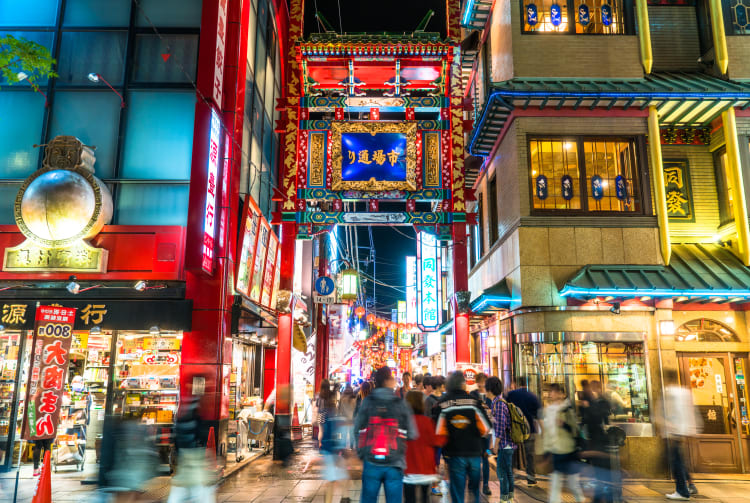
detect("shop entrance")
[678,353,750,473]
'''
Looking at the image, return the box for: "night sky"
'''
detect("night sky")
[304,1,442,313]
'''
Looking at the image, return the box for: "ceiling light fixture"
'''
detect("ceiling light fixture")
[66,275,81,294]
[133,280,147,291]
[88,72,125,108]
[149,326,160,336]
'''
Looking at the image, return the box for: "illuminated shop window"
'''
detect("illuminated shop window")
[714,149,734,225]
[728,0,750,34]
[529,137,642,213]
[676,318,740,343]
[522,0,629,34]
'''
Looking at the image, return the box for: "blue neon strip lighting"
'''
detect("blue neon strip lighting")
[468,89,750,156]
[559,285,750,298]
[462,0,477,26]
[470,295,514,312]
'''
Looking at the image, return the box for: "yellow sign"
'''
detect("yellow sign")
[3,240,107,273]
[1,303,27,325]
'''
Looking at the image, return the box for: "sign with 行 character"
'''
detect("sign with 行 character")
[417,232,442,331]
[22,305,77,441]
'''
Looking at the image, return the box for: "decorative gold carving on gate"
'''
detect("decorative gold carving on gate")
[330,122,417,191]
[424,132,441,187]
[309,132,326,187]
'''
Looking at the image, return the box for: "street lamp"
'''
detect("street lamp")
[340,268,359,301]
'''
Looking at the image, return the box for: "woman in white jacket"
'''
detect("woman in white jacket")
[542,383,584,503]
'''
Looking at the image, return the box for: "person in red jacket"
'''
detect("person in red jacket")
[403,391,447,503]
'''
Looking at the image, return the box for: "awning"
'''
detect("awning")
[460,0,494,30]
[471,279,513,315]
[560,243,750,302]
[469,72,750,156]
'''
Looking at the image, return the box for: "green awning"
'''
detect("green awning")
[560,243,750,302]
[469,72,750,156]
[471,279,513,314]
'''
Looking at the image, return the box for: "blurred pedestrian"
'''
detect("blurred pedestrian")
[31,438,53,477]
[422,376,433,400]
[320,382,351,503]
[470,372,493,496]
[662,369,701,500]
[413,374,424,393]
[398,372,412,399]
[426,374,446,496]
[403,391,447,503]
[354,381,372,418]
[339,386,357,449]
[581,380,612,503]
[354,366,417,503]
[486,376,517,502]
[435,371,492,503]
[507,377,542,486]
[542,383,584,503]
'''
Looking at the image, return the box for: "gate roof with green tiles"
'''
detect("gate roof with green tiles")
[560,243,750,301]
[468,72,750,156]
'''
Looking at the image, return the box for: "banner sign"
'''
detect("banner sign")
[405,256,417,324]
[22,306,77,440]
[201,109,222,274]
[417,232,442,331]
[236,198,262,297]
[261,233,279,308]
[250,219,270,303]
[397,300,410,347]
[341,132,407,182]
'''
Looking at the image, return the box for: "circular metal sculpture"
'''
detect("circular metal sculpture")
[14,136,112,248]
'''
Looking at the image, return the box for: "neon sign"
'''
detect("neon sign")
[202,109,221,273]
[417,233,442,331]
[406,256,417,324]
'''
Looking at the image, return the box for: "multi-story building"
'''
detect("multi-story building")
[0,0,289,472]
[463,0,750,474]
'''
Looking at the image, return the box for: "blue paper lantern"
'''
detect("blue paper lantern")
[561,175,574,200]
[591,175,604,200]
[526,3,539,26]
[615,175,627,200]
[578,4,590,26]
[601,4,612,26]
[536,175,549,200]
[550,3,563,26]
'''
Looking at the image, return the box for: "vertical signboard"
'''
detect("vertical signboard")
[212,0,228,108]
[261,233,279,308]
[405,256,417,324]
[417,232,442,331]
[22,306,77,440]
[201,109,222,273]
[236,198,262,296]
[250,220,270,303]
[397,300,410,347]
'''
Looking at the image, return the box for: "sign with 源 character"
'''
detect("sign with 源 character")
[663,159,694,221]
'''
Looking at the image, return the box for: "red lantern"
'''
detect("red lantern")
[367,313,376,324]
[389,321,397,330]
[355,306,366,318]
[379,342,385,350]
[398,323,405,331]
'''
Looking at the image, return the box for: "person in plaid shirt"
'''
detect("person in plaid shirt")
[486,376,517,502]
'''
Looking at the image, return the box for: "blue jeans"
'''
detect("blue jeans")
[496,448,515,499]
[362,461,403,503]
[447,456,481,503]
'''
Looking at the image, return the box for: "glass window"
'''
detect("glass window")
[120,91,195,180]
[728,0,750,34]
[530,139,581,210]
[64,0,131,27]
[57,31,127,85]
[0,184,22,223]
[116,184,189,225]
[676,318,741,343]
[476,193,484,262]
[131,34,198,83]
[0,0,58,27]
[135,0,202,28]
[264,52,276,121]
[488,176,498,244]
[0,92,45,179]
[516,341,650,423]
[47,91,122,179]
[246,3,257,73]
[254,29,267,102]
[522,0,627,34]
[714,149,734,225]
[249,134,262,200]
[530,137,641,213]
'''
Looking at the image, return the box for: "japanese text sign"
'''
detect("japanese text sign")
[213,0,227,108]
[261,233,279,308]
[417,232,442,331]
[202,109,222,273]
[22,305,77,441]
[405,256,417,324]
[236,198,262,297]
[341,132,407,182]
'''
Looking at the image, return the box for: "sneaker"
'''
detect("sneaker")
[527,478,537,486]
[688,484,698,495]
[32,469,40,477]
[431,486,443,496]
[483,485,492,496]
[666,492,689,500]
[340,498,351,503]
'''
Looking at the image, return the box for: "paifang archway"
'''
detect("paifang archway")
[272,0,473,437]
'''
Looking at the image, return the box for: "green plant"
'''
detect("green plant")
[0,35,57,91]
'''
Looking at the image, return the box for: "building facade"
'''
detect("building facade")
[0,0,289,472]
[464,0,750,475]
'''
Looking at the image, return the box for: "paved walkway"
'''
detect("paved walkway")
[3,439,750,502]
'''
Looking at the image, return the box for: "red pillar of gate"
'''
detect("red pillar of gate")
[276,222,297,416]
[452,222,470,364]
[314,236,328,392]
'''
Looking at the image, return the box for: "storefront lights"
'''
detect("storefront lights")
[659,320,675,336]
[149,326,160,336]
[340,268,358,301]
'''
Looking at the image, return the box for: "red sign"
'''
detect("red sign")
[236,198,262,297]
[201,109,222,273]
[212,0,228,108]
[261,233,279,308]
[22,306,77,441]
[456,362,483,387]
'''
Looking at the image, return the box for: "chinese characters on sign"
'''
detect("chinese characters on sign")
[417,232,442,331]
[663,160,693,220]
[261,233,279,308]
[423,132,441,187]
[202,109,222,274]
[212,0,227,107]
[22,306,77,441]
[236,198,262,297]
[2,303,27,325]
[341,132,407,183]
[308,132,327,187]
[3,241,107,273]
[405,256,417,324]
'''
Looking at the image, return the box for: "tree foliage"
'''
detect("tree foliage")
[0,35,57,91]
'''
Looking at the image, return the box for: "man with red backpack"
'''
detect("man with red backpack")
[354,366,417,502]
